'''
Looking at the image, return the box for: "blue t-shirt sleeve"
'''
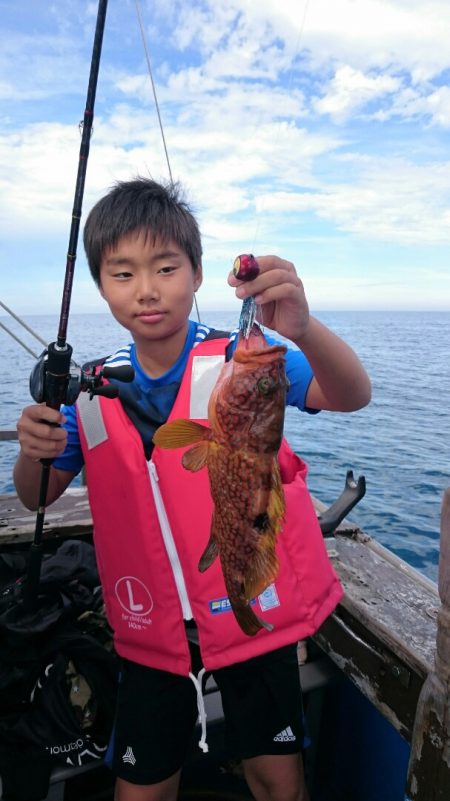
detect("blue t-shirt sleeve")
[52,403,84,475]
[264,333,318,413]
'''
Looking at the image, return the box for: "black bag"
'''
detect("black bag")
[0,540,107,716]
[10,629,117,766]
[0,541,118,800]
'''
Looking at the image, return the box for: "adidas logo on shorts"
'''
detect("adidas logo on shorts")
[122,746,136,765]
[273,726,296,742]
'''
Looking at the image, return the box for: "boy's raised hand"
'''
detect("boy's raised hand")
[228,255,310,346]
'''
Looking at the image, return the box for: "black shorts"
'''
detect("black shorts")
[108,643,305,785]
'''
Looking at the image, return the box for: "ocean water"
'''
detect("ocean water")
[0,310,448,582]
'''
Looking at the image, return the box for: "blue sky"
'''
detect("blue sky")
[1,0,450,314]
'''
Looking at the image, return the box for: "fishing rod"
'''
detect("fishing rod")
[23,0,133,609]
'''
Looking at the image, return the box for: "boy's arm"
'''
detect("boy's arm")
[14,404,76,510]
[229,254,371,413]
[295,316,371,412]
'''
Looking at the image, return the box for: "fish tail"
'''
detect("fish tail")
[231,601,274,637]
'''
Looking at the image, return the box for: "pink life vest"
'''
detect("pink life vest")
[76,336,343,675]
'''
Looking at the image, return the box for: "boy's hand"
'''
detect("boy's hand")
[228,255,309,345]
[16,404,67,463]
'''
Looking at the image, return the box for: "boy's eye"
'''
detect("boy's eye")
[159,265,177,274]
[114,271,132,279]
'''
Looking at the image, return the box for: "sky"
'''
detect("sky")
[1,0,450,315]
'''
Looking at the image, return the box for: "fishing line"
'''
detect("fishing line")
[133,0,201,323]
[134,0,174,184]
[250,0,311,256]
[247,0,310,333]
[132,4,312,328]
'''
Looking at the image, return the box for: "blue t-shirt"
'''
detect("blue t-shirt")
[54,320,316,475]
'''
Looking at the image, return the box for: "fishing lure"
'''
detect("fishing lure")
[233,254,260,339]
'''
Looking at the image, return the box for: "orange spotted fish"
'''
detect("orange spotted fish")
[153,324,288,636]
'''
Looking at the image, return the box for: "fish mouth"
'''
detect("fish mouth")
[235,324,287,361]
[234,343,287,364]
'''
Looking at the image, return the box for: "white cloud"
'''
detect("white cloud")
[304,269,450,311]
[314,66,402,122]
[257,155,450,245]
[407,85,450,129]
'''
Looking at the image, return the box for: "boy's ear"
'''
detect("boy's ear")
[194,265,203,292]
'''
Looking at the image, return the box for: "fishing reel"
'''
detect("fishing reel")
[30,342,134,407]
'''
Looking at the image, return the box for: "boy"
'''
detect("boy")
[14,178,371,801]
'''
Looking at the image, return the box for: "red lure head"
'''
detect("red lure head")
[233,254,260,282]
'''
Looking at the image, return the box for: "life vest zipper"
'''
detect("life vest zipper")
[148,460,193,620]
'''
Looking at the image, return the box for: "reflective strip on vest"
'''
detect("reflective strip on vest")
[148,460,193,620]
[77,354,224,443]
[77,393,108,449]
[190,354,225,419]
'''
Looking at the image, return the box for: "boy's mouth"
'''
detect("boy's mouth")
[136,310,166,323]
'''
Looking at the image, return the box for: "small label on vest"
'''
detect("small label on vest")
[258,583,280,611]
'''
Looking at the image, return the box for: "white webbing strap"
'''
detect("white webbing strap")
[190,355,225,419]
[77,392,108,449]
[188,668,209,753]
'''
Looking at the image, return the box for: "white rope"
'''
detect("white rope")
[188,668,209,753]
[193,293,202,324]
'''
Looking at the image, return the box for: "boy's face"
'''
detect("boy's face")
[99,230,202,351]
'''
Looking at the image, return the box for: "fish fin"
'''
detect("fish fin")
[198,528,219,572]
[153,419,209,449]
[231,599,274,637]
[182,441,210,472]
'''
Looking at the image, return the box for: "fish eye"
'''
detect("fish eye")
[257,376,277,395]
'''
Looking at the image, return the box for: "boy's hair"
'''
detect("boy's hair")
[83,177,203,286]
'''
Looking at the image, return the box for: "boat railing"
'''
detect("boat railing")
[407,487,450,799]
[0,429,18,441]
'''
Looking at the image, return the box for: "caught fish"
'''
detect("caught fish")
[153,323,288,636]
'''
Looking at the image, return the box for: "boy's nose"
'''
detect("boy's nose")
[137,276,159,302]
